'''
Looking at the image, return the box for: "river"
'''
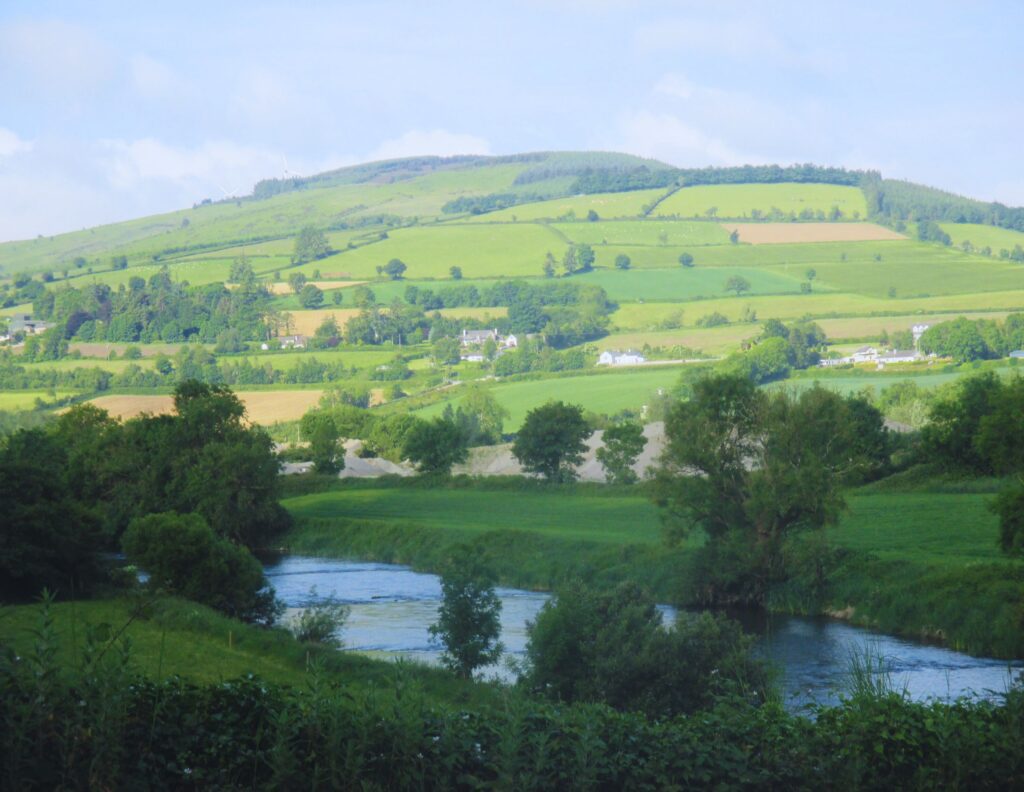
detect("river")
[265,555,1022,710]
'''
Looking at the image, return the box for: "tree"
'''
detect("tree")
[331,290,344,306]
[561,247,578,275]
[288,272,308,294]
[543,251,556,278]
[293,226,330,263]
[596,421,647,484]
[304,413,344,474]
[429,546,503,678]
[512,401,593,482]
[403,416,469,475]
[456,385,509,444]
[383,258,407,280]
[991,483,1024,557]
[575,244,596,272]
[123,512,280,625]
[805,268,817,283]
[678,252,694,268]
[729,229,740,244]
[449,265,463,280]
[614,253,631,270]
[724,275,751,296]
[299,283,324,309]
[653,375,888,599]
[522,580,766,717]
[586,209,599,222]
[432,336,461,367]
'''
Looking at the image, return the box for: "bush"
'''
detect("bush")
[122,512,281,625]
[289,588,350,646]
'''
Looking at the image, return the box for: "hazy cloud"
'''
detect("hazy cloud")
[0,128,32,158]
[607,111,750,167]
[0,19,114,93]
[369,129,492,160]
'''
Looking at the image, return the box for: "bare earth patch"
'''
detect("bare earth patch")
[88,390,324,425]
[722,222,905,244]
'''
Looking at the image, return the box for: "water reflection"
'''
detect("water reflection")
[265,556,1022,707]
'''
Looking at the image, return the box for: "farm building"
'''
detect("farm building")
[459,328,517,361]
[598,350,647,366]
[276,335,308,349]
[6,314,53,336]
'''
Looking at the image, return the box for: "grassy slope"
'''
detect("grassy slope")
[0,596,495,707]
[940,222,1024,251]
[280,479,1024,658]
[653,183,869,219]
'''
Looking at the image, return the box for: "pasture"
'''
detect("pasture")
[940,223,1024,253]
[285,487,665,546]
[596,326,759,355]
[722,222,904,244]
[88,389,325,424]
[417,368,686,427]
[653,183,869,220]
[460,189,667,223]
[0,390,79,410]
[552,220,730,247]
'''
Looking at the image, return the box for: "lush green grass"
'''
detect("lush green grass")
[0,390,79,409]
[941,222,1024,252]
[416,368,685,427]
[552,220,730,247]
[596,326,758,355]
[653,183,868,219]
[460,189,667,223]
[579,267,806,302]
[0,596,494,706]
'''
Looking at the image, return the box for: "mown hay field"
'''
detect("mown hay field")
[654,183,869,219]
[722,222,905,244]
[88,390,324,424]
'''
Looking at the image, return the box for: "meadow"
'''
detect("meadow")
[940,222,1024,252]
[460,188,667,223]
[551,219,730,246]
[653,183,869,219]
[721,222,904,244]
[415,367,686,427]
[0,390,79,410]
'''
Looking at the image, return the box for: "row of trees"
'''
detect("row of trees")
[919,313,1024,362]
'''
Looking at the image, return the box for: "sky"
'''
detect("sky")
[1,0,1022,241]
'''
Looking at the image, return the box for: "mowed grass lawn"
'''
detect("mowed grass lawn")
[417,368,685,427]
[284,488,665,545]
[653,183,868,219]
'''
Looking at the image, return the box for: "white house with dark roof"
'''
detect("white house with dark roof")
[598,349,646,366]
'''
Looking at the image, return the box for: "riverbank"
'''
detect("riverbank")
[280,476,1024,659]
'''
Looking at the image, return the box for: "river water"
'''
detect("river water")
[265,555,1022,710]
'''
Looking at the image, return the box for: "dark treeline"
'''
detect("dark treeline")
[919,313,1024,361]
[441,192,544,215]
[864,176,1024,232]
[31,266,272,345]
[570,163,869,195]
[0,382,289,612]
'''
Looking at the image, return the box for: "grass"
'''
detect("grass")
[0,390,79,409]
[653,183,868,219]
[551,220,730,247]
[0,596,495,706]
[459,189,668,223]
[416,368,686,427]
[595,326,759,355]
[940,222,1024,252]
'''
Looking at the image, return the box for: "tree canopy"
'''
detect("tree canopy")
[512,401,593,482]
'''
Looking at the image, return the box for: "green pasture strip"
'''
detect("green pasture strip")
[17,358,150,374]
[652,183,868,219]
[414,367,686,427]
[0,390,79,409]
[459,189,667,223]
[595,326,758,355]
[551,220,730,247]
[941,222,1024,251]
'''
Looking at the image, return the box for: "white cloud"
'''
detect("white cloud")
[129,54,184,100]
[99,138,285,198]
[368,129,492,161]
[0,128,32,158]
[0,19,114,92]
[605,111,750,167]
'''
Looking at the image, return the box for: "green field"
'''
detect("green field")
[551,220,731,247]
[286,487,664,545]
[460,189,667,223]
[654,183,868,219]
[0,390,79,409]
[596,326,759,355]
[417,368,685,427]
[940,222,1024,252]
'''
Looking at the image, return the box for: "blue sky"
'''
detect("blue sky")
[1,1,1022,240]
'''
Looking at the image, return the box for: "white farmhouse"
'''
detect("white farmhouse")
[598,349,646,366]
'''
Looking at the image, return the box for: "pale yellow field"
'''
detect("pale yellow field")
[434,306,509,320]
[286,309,363,335]
[816,312,1015,341]
[722,222,905,245]
[596,325,760,355]
[88,390,324,424]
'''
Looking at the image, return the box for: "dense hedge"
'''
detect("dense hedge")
[2,662,1022,790]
